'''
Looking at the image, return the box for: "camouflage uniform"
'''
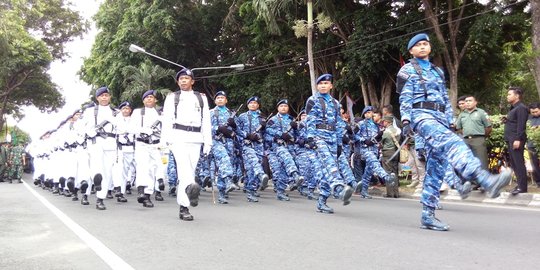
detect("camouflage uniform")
[8,144,25,182]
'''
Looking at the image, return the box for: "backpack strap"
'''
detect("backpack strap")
[409,58,428,100]
[174,91,204,120]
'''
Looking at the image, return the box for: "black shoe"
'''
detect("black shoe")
[143,194,154,208]
[155,191,164,201]
[93,174,103,192]
[96,198,106,210]
[179,206,193,221]
[106,190,113,199]
[66,179,75,193]
[157,179,165,191]
[186,183,201,207]
[126,189,132,195]
[510,187,527,195]
[80,180,89,194]
[137,186,146,203]
[117,195,128,203]
[169,186,177,197]
[259,174,269,191]
[17,179,23,184]
[81,195,89,205]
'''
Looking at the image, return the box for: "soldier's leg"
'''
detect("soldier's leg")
[212,143,234,204]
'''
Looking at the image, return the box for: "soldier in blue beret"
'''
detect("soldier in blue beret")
[114,100,135,200]
[265,99,304,201]
[305,74,354,213]
[396,33,512,231]
[236,96,269,202]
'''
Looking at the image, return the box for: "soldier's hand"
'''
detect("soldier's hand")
[227,118,237,129]
[363,139,375,146]
[290,121,298,130]
[342,135,351,144]
[346,125,353,134]
[402,121,413,137]
[247,133,260,142]
[218,125,229,135]
[259,119,267,128]
[306,137,317,150]
[281,132,293,142]
[417,149,427,162]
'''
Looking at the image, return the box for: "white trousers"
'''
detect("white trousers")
[88,143,116,199]
[135,142,162,194]
[170,142,202,207]
[113,150,135,194]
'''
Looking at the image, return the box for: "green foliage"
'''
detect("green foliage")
[486,114,506,149]
[120,61,175,107]
[1,126,31,145]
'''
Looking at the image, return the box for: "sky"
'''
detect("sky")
[12,0,103,141]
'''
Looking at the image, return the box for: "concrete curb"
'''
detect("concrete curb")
[365,188,540,208]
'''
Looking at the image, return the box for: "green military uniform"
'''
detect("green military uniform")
[456,107,491,169]
[381,124,399,176]
[0,143,9,182]
[8,144,25,183]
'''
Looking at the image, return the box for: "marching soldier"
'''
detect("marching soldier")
[161,68,212,221]
[114,101,135,202]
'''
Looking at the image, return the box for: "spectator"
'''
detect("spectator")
[504,87,529,195]
[381,116,399,176]
[382,104,402,136]
[456,95,492,170]
[527,102,540,188]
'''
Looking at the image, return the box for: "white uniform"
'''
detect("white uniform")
[81,105,118,200]
[130,106,163,195]
[161,90,212,207]
[115,113,136,194]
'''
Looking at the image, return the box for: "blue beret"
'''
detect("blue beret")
[214,90,227,100]
[362,106,373,117]
[142,90,156,100]
[95,86,109,97]
[276,99,288,107]
[175,68,194,81]
[316,74,333,84]
[407,33,430,50]
[247,96,260,105]
[118,101,131,109]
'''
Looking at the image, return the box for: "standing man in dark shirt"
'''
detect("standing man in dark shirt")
[527,102,540,188]
[504,86,529,195]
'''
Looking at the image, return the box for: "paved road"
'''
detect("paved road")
[1,174,539,270]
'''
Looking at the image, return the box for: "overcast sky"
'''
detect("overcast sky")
[13,0,103,141]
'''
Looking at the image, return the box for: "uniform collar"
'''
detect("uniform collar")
[415,58,431,70]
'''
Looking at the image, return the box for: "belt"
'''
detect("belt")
[316,123,336,131]
[412,102,445,113]
[173,124,201,132]
[136,138,160,144]
[464,135,485,139]
[98,132,116,138]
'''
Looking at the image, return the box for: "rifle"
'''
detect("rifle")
[215,104,243,141]
[244,113,274,145]
[384,135,411,166]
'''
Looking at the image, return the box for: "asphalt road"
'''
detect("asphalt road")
[1,174,539,270]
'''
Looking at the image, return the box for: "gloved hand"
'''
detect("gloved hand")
[337,145,343,157]
[364,139,375,146]
[306,137,317,150]
[227,118,237,128]
[247,132,260,142]
[218,125,229,135]
[342,135,351,144]
[281,132,293,142]
[296,138,305,146]
[402,121,413,137]
[449,124,456,132]
[259,119,267,128]
[346,125,353,134]
[375,130,384,141]
[290,121,298,130]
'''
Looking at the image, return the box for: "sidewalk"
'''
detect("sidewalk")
[367,183,540,208]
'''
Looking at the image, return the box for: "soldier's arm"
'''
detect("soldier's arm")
[398,67,414,124]
[305,98,317,139]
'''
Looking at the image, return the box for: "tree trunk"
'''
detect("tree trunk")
[360,76,369,107]
[380,77,393,107]
[307,0,317,95]
[531,0,540,99]
[367,79,380,109]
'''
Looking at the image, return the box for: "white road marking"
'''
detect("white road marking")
[22,180,135,270]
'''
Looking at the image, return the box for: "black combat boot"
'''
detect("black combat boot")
[72,188,79,201]
[155,191,164,201]
[258,173,270,191]
[106,190,113,199]
[80,180,89,194]
[93,174,103,191]
[96,198,106,210]
[125,182,132,195]
[157,179,165,191]
[168,185,177,197]
[117,194,128,203]
[246,190,259,202]
[179,206,193,221]
[289,172,304,191]
[339,185,353,206]
[218,190,228,204]
[317,196,334,214]
[137,186,146,203]
[143,194,154,208]
[81,194,89,205]
[52,183,60,194]
[185,183,201,207]
[59,177,66,195]
[420,205,449,231]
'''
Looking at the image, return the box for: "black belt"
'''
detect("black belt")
[118,142,135,146]
[98,132,116,138]
[136,138,160,144]
[464,135,485,139]
[316,123,336,131]
[412,102,445,113]
[173,124,201,132]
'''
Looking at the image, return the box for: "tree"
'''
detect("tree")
[530,0,540,99]
[121,61,175,107]
[0,0,88,128]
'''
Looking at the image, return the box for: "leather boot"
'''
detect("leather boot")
[185,183,201,207]
[155,191,164,201]
[137,186,146,203]
[81,194,89,205]
[80,180,89,194]
[106,190,114,199]
[317,196,334,214]
[125,182,132,195]
[218,190,229,204]
[289,172,304,191]
[276,190,290,201]
[225,177,235,194]
[247,190,259,202]
[66,177,75,193]
[72,188,79,201]
[459,181,472,200]
[114,186,121,197]
[252,190,260,197]
[307,188,315,200]
[157,179,165,191]
[420,205,449,231]
[179,206,193,221]
[59,177,66,194]
[96,198,106,210]
[52,183,60,194]
[117,194,128,203]
[143,194,154,208]
[93,173,103,191]
[169,186,177,197]
[340,185,353,206]
[258,173,270,191]
[298,186,308,197]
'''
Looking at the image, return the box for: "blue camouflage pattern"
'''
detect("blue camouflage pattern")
[236,110,266,191]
